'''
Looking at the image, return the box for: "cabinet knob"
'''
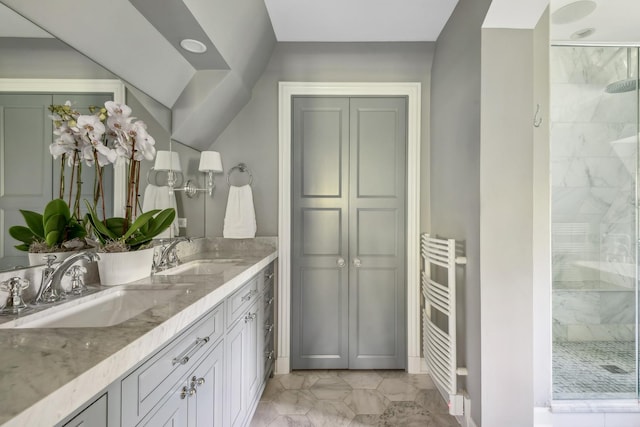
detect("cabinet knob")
[337,257,346,268]
[191,376,205,387]
[352,258,362,268]
[180,385,196,399]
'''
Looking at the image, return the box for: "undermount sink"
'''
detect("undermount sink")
[0,287,183,329]
[156,259,242,276]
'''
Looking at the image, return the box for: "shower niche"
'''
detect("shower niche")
[551,45,639,400]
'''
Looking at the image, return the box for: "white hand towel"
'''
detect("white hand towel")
[223,185,257,239]
[142,184,179,238]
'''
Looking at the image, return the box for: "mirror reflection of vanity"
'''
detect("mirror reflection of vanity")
[0,5,205,271]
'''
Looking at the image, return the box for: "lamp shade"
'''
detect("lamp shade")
[198,151,223,172]
[154,151,181,172]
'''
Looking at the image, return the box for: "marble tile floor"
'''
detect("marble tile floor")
[553,341,636,400]
[249,370,459,427]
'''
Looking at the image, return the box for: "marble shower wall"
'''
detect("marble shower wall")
[552,46,638,282]
[551,46,638,342]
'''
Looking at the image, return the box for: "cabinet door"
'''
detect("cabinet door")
[224,316,247,427]
[189,340,224,426]
[63,394,107,427]
[245,296,262,404]
[139,385,189,427]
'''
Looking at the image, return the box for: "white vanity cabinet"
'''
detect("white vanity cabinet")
[224,274,262,427]
[140,339,224,427]
[121,303,225,427]
[53,260,276,427]
[62,394,107,427]
[224,262,276,427]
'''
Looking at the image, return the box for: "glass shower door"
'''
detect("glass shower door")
[550,45,639,400]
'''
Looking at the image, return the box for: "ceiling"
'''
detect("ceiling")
[550,0,640,44]
[263,0,459,42]
[6,0,640,150]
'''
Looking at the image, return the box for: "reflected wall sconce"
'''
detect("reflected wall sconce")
[183,151,224,198]
[150,151,184,195]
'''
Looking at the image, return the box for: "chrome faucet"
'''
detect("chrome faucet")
[153,237,192,273]
[35,251,100,304]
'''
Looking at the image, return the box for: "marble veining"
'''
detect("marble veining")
[551,46,638,355]
[251,370,457,427]
[0,237,277,427]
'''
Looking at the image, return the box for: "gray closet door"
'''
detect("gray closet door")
[348,97,406,369]
[0,94,53,269]
[291,96,406,370]
[292,97,350,369]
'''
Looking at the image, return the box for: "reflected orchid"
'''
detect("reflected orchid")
[49,99,158,224]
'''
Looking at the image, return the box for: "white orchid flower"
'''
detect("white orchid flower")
[105,101,132,118]
[94,142,118,166]
[76,115,105,143]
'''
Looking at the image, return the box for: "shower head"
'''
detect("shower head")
[605,78,638,94]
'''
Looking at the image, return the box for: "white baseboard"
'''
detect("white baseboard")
[534,406,552,427]
[408,356,426,373]
[462,396,478,427]
[275,357,290,375]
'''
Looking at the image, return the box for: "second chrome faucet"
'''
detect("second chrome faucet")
[35,251,100,304]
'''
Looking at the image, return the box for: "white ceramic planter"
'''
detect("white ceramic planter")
[97,247,155,286]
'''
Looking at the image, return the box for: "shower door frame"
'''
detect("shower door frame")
[548,44,640,406]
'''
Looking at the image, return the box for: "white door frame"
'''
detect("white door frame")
[0,78,127,216]
[277,82,422,374]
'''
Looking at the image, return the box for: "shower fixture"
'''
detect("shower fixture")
[605,47,638,94]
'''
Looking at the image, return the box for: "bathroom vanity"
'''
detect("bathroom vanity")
[0,238,277,427]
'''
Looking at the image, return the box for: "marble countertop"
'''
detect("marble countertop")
[0,238,277,427]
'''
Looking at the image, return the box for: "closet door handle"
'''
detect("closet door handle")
[353,258,362,268]
[337,257,346,268]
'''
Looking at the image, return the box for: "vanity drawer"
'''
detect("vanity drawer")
[121,303,224,427]
[226,275,259,327]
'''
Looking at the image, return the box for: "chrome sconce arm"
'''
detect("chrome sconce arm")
[182,171,216,198]
[151,150,222,199]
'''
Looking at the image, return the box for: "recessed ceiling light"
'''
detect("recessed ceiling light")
[552,0,597,25]
[570,27,596,40]
[180,39,207,54]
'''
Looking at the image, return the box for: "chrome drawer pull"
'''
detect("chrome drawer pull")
[265,272,274,280]
[244,312,257,323]
[266,296,274,306]
[265,350,275,360]
[241,289,257,302]
[265,324,274,333]
[172,336,210,366]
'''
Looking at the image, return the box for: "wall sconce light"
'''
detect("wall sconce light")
[151,151,183,195]
[184,151,223,198]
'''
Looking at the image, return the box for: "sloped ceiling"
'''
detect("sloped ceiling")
[1,0,464,150]
[0,0,276,150]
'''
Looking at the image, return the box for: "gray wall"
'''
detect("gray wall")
[479,14,549,425]
[206,42,435,237]
[429,0,491,424]
[0,37,116,79]
[126,89,205,238]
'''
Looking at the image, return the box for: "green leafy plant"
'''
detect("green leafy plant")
[8,199,87,252]
[84,201,175,252]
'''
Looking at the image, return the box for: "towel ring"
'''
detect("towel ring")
[227,163,253,186]
[146,168,184,188]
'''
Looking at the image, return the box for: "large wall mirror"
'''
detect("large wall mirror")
[0,5,204,271]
